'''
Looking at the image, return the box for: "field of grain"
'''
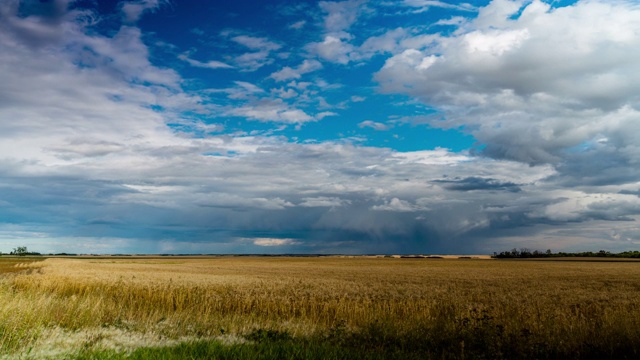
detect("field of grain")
[1,256,640,359]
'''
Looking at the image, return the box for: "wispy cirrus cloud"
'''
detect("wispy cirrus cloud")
[402,0,476,13]
[178,53,234,69]
[358,120,391,131]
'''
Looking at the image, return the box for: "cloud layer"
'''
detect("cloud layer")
[1,0,640,254]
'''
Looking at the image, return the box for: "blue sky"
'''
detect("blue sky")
[1,0,640,254]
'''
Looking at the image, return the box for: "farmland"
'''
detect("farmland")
[1,256,640,359]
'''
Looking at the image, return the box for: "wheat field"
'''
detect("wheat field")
[1,256,640,359]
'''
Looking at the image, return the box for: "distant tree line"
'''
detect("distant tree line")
[1,246,42,256]
[493,248,640,259]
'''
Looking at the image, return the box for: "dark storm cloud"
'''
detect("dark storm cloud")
[432,177,522,192]
[619,190,640,197]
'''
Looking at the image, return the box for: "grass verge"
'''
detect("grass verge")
[70,325,640,360]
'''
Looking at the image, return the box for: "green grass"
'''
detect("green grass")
[74,340,390,360]
[69,324,640,360]
[71,330,429,360]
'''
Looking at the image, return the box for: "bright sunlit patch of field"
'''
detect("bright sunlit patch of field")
[2,256,640,359]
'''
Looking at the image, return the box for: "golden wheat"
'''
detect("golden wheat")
[2,257,640,357]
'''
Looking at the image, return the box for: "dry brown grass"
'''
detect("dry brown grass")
[0,257,46,275]
[2,256,640,358]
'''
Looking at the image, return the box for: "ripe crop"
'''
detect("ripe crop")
[2,257,640,358]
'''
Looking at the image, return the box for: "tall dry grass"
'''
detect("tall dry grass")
[2,257,640,357]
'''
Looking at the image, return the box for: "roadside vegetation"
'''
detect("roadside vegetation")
[1,257,640,359]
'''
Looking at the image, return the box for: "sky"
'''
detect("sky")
[1,0,640,255]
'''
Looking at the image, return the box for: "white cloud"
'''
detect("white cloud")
[358,120,391,131]
[316,111,338,120]
[287,81,312,91]
[234,50,274,71]
[289,20,306,30]
[272,87,298,99]
[372,198,419,212]
[234,81,265,94]
[218,34,282,71]
[79,26,182,88]
[435,16,467,26]
[196,194,295,210]
[0,8,190,170]
[231,35,281,51]
[402,0,476,13]
[463,28,530,56]
[228,100,315,124]
[528,191,640,222]
[120,0,168,23]
[391,148,470,165]
[299,197,351,207]
[303,0,370,65]
[319,0,366,33]
[246,238,299,247]
[307,35,355,64]
[270,59,323,82]
[357,28,409,59]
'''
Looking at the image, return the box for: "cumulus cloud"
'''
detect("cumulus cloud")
[375,0,640,168]
[319,0,366,33]
[270,59,323,82]
[306,35,355,64]
[304,0,370,64]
